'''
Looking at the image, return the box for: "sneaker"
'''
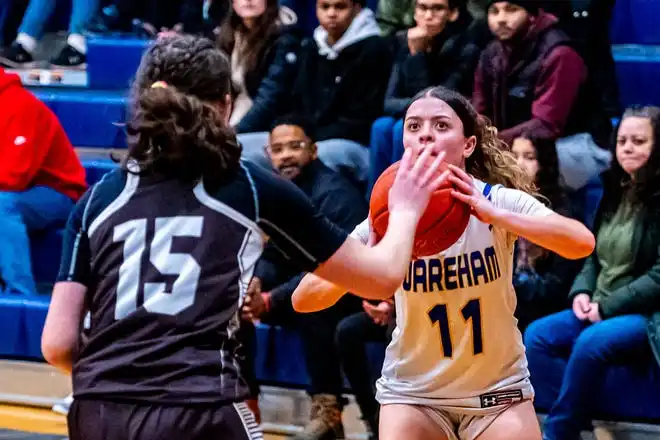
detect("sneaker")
[0,41,35,68]
[293,394,345,440]
[52,394,73,415]
[50,44,86,69]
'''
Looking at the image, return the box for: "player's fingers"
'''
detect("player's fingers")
[448,175,473,194]
[411,146,434,180]
[398,147,415,176]
[448,164,473,185]
[428,170,450,192]
[451,190,474,205]
[419,151,446,186]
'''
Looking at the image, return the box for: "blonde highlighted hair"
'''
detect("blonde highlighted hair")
[410,87,538,197]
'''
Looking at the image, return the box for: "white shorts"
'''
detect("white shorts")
[416,403,511,440]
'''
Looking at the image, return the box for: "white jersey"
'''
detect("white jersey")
[351,180,553,412]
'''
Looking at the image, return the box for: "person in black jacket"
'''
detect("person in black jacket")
[239,0,393,190]
[217,0,301,135]
[241,114,372,440]
[510,134,584,331]
[369,0,482,195]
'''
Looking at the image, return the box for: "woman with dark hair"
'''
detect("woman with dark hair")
[217,0,300,136]
[293,86,594,440]
[525,106,660,440]
[510,135,584,331]
[39,34,448,440]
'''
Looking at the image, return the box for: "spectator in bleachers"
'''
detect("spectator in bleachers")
[218,0,300,134]
[0,0,100,69]
[510,134,583,331]
[0,68,86,294]
[369,0,481,194]
[241,0,392,189]
[241,114,370,440]
[524,106,660,440]
[335,298,394,440]
[473,0,610,148]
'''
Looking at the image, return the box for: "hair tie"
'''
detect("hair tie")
[151,81,168,89]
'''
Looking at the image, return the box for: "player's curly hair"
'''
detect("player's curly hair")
[411,86,538,195]
[126,34,241,184]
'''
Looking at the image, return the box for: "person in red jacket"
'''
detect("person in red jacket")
[0,68,87,295]
[472,1,610,148]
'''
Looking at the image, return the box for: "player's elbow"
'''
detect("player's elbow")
[565,233,595,260]
[353,275,401,301]
[41,336,74,370]
[561,224,596,260]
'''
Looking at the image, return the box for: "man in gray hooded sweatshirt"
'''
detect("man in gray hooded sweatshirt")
[285,0,393,192]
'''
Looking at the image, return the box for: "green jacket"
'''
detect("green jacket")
[570,204,660,367]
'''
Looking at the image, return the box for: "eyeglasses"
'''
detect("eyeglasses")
[415,3,448,14]
[265,140,311,155]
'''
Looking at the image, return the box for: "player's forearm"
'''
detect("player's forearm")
[292,275,347,313]
[313,210,417,301]
[493,211,595,260]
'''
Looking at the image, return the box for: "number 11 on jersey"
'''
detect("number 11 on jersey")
[428,298,483,358]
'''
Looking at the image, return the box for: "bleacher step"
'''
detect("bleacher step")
[30,87,128,148]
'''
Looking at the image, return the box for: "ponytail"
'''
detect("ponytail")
[467,116,540,197]
[125,83,241,184]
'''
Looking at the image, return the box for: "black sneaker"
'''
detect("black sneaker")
[0,41,35,68]
[50,44,86,69]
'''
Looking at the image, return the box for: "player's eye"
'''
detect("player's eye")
[406,121,420,131]
[435,121,449,130]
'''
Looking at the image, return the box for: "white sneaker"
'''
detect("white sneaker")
[52,394,74,415]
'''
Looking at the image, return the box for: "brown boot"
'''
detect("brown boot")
[293,394,345,440]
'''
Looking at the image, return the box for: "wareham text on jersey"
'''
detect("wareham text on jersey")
[403,246,501,292]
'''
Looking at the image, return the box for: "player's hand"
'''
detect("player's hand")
[241,277,266,322]
[447,165,502,224]
[389,148,450,222]
[587,302,602,323]
[572,293,592,321]
[363,300,394,326]
[158,23,183,39]
[407,26,430,55]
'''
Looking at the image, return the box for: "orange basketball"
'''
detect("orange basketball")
[369,161,471,257]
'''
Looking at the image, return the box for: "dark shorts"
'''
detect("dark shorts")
[67,399,263,440]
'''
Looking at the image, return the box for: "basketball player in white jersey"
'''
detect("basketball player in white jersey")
[291,86,595,440]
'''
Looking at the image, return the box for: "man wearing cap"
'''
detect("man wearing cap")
[472,1,610,148]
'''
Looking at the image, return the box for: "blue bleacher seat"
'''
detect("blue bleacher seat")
[83,156,119,186]
[613,45,660,108]
[30,228,64,286]
[31,88,128,148]
[610,0,660,45]
[87,36,149,90]
[21,298,49,359]
[0,298,26,358]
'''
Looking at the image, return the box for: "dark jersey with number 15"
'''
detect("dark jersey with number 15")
[57,160,348,405]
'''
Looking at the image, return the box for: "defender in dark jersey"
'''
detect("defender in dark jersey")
[41,35,448,440]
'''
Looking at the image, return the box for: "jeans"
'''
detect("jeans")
[237,132,370,188]
[19,0,100,39]
[524,310,650,440]
[0,187,74,295]
[368,117,404,197]
[336,311,388,431]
